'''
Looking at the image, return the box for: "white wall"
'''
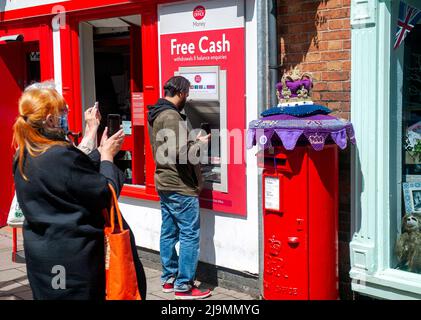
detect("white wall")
[120,0,259,274]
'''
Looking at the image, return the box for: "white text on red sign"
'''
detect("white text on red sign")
[170,34,230,55]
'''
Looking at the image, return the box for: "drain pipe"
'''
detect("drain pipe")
[268,0,279,107]
[256,0,268,299]
[256,0,278,299]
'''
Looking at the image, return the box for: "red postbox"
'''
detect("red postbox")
[259,144,339,300]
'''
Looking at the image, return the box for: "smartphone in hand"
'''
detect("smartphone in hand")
[200,122,211,135]
[107,114,121,138]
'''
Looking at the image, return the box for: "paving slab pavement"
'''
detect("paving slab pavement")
[0,226,256,301]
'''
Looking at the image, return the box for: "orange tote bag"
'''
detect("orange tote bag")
[104,183,141,300]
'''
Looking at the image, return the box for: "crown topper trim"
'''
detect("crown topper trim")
[276,68,314,106]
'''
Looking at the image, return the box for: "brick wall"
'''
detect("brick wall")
[277,0,351,119]
[277,0,353,299]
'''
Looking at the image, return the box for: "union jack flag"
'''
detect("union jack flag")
[394,1,421,50]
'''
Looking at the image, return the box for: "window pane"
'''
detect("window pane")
[79,16,145,187]
[397,23,421,274]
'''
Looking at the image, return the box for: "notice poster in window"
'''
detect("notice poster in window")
[122,120,132,135]
[132,92,144,126]
[264,176,280,211]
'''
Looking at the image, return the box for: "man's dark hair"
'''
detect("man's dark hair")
[163,76,190,97]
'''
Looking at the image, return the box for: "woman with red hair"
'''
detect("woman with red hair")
[12,82,138,300]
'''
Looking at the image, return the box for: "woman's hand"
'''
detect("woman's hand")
[84,105,101,133]
[99,127,125,162]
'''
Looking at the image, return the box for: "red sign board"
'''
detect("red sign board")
[159,0,246,216]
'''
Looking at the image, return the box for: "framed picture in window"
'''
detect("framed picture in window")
[406,175,421,182]
[403,181,421,214]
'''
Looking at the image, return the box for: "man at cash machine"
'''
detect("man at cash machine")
[147,76,211,300]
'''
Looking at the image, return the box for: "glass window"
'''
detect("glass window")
[78,15,145,187]
[394,19,421,274]
[25,49,40,86]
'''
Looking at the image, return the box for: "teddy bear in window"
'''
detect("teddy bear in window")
[395,213,421,273]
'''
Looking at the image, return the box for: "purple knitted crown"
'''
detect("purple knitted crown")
[276,69,313,106]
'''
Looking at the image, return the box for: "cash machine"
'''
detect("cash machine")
[175,66,227,193]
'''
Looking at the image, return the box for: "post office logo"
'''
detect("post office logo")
[193,5,206,21]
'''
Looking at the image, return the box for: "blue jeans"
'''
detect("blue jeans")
[158,191,200,292]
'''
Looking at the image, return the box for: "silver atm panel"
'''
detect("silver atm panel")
[175,66,228,193]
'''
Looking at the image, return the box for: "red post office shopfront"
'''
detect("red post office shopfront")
[0,0,262,295]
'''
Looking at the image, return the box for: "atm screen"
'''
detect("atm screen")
[182,72,218,96]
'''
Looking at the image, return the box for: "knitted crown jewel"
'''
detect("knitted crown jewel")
[276,68,313,106]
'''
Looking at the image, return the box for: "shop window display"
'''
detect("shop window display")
[397,22,421,274]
